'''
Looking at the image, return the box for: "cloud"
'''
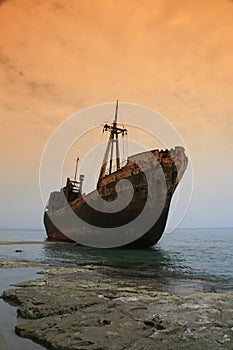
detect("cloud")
[0,53,24,77]
[0,0,232,228]
[0,0,9,6]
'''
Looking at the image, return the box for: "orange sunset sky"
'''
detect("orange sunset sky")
[0,0,232,229]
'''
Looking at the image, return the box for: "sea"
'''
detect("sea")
[0,227,233,294]
[0,227,233,350]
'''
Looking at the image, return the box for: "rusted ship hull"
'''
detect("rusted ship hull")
[44,201,171,248]
[44,147,187,248]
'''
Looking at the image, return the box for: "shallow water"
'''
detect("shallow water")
[0,227,233,294]
[0,268,47,350]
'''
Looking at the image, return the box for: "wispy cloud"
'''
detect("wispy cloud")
[0,53,24,76]
[0,0,9,6]
[0,0,232,228]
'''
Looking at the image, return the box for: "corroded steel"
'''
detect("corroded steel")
[44,147,188,248]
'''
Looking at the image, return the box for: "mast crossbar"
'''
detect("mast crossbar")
[97,101,128,185]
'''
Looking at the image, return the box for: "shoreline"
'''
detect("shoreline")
[0,240,69,245]
[0,260,233,349]
[0,263,48,350]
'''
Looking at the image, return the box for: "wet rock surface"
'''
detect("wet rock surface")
[1,264,233,349]
[0,260,45,269]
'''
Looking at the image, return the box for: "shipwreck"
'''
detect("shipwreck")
[44,101,188,248]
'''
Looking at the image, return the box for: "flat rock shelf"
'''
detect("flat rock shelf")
[1,263,233,350]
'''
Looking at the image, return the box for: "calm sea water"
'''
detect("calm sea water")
[0,228,232,294]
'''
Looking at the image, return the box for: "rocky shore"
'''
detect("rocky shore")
[1,261,233,349]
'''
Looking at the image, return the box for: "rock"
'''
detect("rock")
[218,334,231,344]
[2,265,233,350]
[0,260,43,268]
[181,327,197,340]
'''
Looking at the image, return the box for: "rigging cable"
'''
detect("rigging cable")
[83,127,104,191]
[126,132,129,162]
[123,133,124,163]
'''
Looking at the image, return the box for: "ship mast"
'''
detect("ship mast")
[74,157,79,182]
[98,100,127,184]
